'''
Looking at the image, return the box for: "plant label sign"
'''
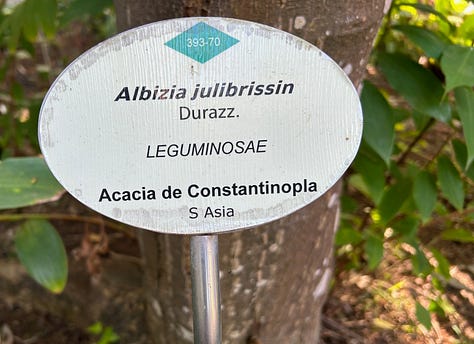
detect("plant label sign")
[39,18,362,235]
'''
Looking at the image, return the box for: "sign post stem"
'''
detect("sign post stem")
[190,234,222,344]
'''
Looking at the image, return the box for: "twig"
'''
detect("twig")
[37,31,53,83]
[14,334,41,344]
[0,213,133,236]
[423,126,456,170]
[396,118,434,166]
[322,315,365,343]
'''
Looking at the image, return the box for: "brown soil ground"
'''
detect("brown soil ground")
[322,242,474,344]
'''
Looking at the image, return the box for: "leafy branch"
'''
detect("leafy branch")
[339,0,474,335]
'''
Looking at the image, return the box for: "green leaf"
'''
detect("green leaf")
[437,156,464,210]
[353,146,387,205]
[429,296,455,316]
[459,14,474,41]
[0,0,57,48]
[10,82,24,102]
[87,322,104,335]
[441,228,474,243]
[413,171,438,222]
[452,139,474,181]
[348,174,370,198]
[392,216,419,239]
[441,46,474,93]
[398,2,450,24]
[35,0,57,39]
[378,178,412,224]
[468,165,474,182]
[430,248,451,279]
[14,219,68,293]
[377,53,451,122]
[411,110,432,131]
[23,0,57,41]
[0,1,24,51]
[360,81,394,165]
[453,139,468,169]
[0,157,64,210]
[365,232,384,270]
[411,248,432,277]
[60,0,113,27]
[97,327,120,344]
[392,25,448,59]
[21,1,39,42]
[341,195,358,213]
[415,302,432,330]
[335,227,363,246]
[454,87,474,169]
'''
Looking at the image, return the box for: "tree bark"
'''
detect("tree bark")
[113,1,388,343]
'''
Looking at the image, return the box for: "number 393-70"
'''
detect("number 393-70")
[186,37,222,48]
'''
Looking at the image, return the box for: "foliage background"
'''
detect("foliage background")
[0,0,473,343]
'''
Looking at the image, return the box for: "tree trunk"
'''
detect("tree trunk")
[113,1,388,343]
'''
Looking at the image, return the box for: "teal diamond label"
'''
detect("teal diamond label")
[165,22,239,63]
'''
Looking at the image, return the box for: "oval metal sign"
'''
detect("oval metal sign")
[39,17,362,235]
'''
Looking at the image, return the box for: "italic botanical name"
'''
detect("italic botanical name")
[114,80,294,101]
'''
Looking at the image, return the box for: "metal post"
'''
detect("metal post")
[190,235,222,344]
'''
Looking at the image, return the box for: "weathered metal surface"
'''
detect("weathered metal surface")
[190,235,222,344]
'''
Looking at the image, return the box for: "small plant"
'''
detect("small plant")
[87,322,120,344]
